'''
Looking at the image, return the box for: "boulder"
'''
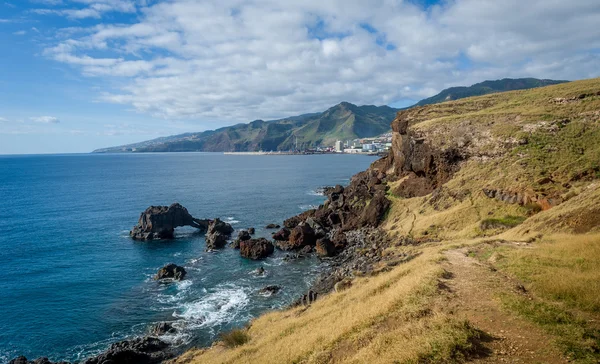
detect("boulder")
[265,223,280,229]
[154,263,186,281]
[300,245,313,255]
[240,238,275,260]
[283,209,316,229]
[9,358,69,364]
[305,217,326,238]
[272,227,291,241]
[258,285,281,296]
[82,337,171,364]
[150,322,176,336]
[315,238,335,257]
[232,230,251,249]
[287,223,316,249]
[205,218,234,250]
[130,203,209,240]
[248,227,256,235]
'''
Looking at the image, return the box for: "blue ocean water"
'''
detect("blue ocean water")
[0,153,376,363]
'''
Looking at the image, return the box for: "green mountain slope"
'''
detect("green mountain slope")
[93,103,397,153]
[415,78,568,106]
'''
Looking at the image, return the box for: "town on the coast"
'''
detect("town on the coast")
[224,133,393,155]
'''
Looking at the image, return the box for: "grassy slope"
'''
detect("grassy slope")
[415,78,568,106]
[174,79,600,363]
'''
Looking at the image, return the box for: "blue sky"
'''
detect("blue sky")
[1,0,600,154]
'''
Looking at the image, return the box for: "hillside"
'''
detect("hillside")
[93,103,397,153]
[174,78,600,363]
[415,78,567,107]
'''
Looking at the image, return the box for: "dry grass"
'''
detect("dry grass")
[174,247,482,364]
[489,234,600,313]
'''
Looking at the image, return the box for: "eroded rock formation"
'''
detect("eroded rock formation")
[385,112,466,197]
[130,203,209,240]
[205,218,234,250]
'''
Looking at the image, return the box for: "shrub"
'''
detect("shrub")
[220,328,250,348]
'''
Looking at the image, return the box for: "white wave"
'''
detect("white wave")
[173,252,182,257]
[224,217,240,224]
[172,285,249,328]
[298,204,319,211]
[307,189,324,196]
[176,280,193,291]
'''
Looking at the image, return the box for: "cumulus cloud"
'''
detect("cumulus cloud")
[40,0,600,122]
[30,116,60,123]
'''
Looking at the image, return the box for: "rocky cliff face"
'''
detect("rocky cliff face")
[382,110,467,197]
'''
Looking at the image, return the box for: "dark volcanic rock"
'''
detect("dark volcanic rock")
[151,322,176,336]
[9,357,69,364]
[154,263,186,281]
[82,337,171,364]
[130,203,209,240]
[232,230,252,249]
[240,238,275,260]
[258,285,281,296]
[287,223,316,249]
[272,227,291,241]
[265,223,280,229]
[283,210,316,229]
[205,218,234,250]
[315,238,335,257]
[248,227,256,235]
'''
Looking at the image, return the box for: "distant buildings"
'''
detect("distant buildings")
[335,140,343,153]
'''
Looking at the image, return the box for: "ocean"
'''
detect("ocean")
[0,153,377,363]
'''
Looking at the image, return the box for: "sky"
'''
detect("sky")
[1,0,600,154]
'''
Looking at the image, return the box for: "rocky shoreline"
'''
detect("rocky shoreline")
[11,159,400,364]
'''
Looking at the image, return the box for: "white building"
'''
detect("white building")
[335,140,343,152]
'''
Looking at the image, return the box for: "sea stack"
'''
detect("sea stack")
[130,203,210,240]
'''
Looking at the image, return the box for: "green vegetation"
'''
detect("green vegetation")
[501,295,600,363]
[480,216,526,230]
[220,328,251,348]
[93,102,397,153]
[416,78,567,106]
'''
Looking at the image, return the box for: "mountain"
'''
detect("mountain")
[94,78,568,153]
[93,102,397,153]
[415,78,568,107]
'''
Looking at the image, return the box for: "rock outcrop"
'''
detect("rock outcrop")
[272,227,291,241]
[240,238,275,260]
[154,264,186,281]
[385,111,466,197]
[9,357,68,364]
[258,285,281,296]
[205,218,234,250]
[82,337,171,364]
[150,322,177,336]
[130,203,209,240]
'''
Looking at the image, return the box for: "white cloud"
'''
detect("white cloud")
[0,117,9,122]
[30,116,60,123]
[13,30,26,35]
[41,0,600,123]
[32,0,137,19]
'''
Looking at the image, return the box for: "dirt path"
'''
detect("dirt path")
[442,249,567,363]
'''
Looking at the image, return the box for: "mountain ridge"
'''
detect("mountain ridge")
[94,77,568,153]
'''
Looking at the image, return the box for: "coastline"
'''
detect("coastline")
[7,155,382,364]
